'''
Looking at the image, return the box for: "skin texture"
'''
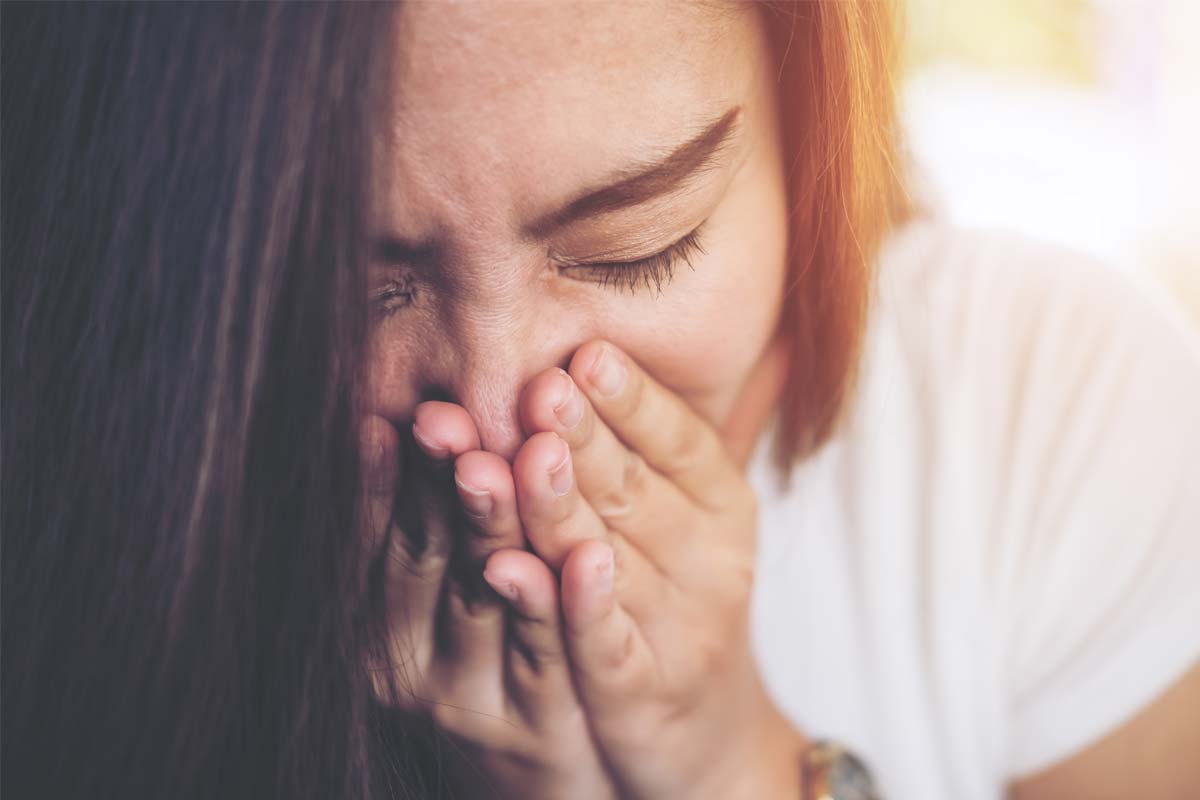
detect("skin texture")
[360,2,1200,798]
[366,1,788,457]
[362,3,796,797]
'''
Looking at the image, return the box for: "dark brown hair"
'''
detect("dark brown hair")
[0,3,422,798]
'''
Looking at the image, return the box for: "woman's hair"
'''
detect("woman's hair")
[0,4,422,798]
[766,1,909,474]
[1,3,904,798]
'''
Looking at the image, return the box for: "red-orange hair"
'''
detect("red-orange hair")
[765,1,910,476]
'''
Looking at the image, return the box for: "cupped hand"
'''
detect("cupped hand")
[359,404,616,800]
[494,340,806,799]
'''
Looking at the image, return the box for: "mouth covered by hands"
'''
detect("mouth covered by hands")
[361,340,803,800]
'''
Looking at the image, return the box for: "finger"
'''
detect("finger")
[384,402,481,705]
[560,540,655,701]
[436,449,522,685]
[519,367,694,550]
[568,341,744,511]
[454,449,525,570]
[511,431,667,618]
[359,411,443,639]
[511,429,671,606]
[360,415,418,706]
[359,414,401,558]
[511,430,610,572]
[412,400,482,459]
[400,401,481,563]
[483,548,580,727]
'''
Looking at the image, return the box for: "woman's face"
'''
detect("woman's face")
[368,2,788,461]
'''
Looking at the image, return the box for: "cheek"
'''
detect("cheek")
[609,244,787,429]
[365,267,782,431]
[364,331,428,418]
[614,165,789,427]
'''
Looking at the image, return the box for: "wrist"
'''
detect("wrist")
[740,706,809,800]
[693,701,809,800]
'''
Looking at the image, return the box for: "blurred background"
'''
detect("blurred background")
[901,0,1199,324]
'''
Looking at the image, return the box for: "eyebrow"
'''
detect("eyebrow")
[523,105,742,239]
[371,106,742,265]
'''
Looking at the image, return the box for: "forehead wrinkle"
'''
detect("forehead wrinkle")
[379,1,761,254]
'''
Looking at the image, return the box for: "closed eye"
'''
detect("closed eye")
[559,223,706,296]
[370,272,417,318]
[370,223,707,319]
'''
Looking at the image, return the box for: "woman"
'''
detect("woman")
[3,3,1197,799]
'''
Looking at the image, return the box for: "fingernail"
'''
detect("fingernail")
[483,569,520,603]
[589,345,626,398]
[597,546,614,594]
[548,438,573,497]
[455,474,493,518]
[411,423,450,459]
[553,370,583,429]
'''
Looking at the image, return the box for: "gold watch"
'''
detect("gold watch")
[801,740,881,800]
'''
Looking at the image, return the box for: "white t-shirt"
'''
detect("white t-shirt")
[747,220,1200,799]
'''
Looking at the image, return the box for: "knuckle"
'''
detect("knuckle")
[621,451,650,498]
[665,424,709,475]
[593,625,639,674]
[463,522,512,563]
[387,540,447,584]
[617,625,639,668]
[593,452,649,519]
[447,581,500,622]
[510,643,566,685]
[610,548,636,597]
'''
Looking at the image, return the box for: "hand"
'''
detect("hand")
[491,339,806,799]
[359,405,616,800]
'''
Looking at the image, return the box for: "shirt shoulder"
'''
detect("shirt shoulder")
[750,220,1200,797]
[865,220,1200,777]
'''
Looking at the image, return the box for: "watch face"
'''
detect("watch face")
[828,748,878,800]
[809,741,880,800]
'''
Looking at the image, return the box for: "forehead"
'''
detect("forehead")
[382,1,759,237]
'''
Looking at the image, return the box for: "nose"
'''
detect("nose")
[452,358,528,462]
[433,314,574,463]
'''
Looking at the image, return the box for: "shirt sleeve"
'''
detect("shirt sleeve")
[985,251,1200,777]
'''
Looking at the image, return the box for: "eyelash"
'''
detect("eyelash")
[564,224,706,296]
[371,273,417,318]
[370,224,706,318]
